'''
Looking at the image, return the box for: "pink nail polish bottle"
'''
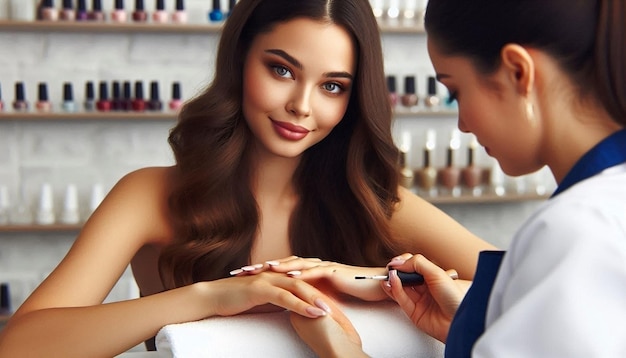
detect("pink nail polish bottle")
[111,0,128,22]
[41,0,60,21]
[13,82,29,112]
[90,0,106,21]
[172,0,187,23]
[387,75,398,108]
[60,0,76,20]
[152,0,169,23]
[0,83,4,112]
[36,82,53,113]
[132,0,148,22]
[169,82,182,111]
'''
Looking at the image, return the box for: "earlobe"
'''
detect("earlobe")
[500,44,535,95]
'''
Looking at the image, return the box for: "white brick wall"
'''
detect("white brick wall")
[0,1,549,327]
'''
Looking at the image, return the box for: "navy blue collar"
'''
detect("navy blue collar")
[552,129,626,197]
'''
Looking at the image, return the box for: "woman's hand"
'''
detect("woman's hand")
[230,256,389,301]
[290,296,368,358]
[382,253,467,343]
[204,271,332,319]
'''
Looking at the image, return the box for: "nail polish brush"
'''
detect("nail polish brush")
[355,271,425,286]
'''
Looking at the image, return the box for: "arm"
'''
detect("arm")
[0,167,327,358]
[390,187,496,280]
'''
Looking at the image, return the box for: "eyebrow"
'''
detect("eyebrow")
[264,49,353,80]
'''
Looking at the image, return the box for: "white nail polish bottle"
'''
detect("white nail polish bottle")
[36,183,56,225]
[60,184,80,225]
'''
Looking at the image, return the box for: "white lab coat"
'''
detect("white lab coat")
[473,163,626,357]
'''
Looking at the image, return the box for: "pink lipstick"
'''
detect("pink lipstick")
[271,120,310,141]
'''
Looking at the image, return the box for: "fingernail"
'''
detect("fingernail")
[314,298,331,313]
[387,258,406,267]
[388,269,398,287]
[241,265,257,272]
[229,268,243,276]
[266,260,280,266]
[287,270,301,276]
[253,263,263,269]
[305,306,327,317]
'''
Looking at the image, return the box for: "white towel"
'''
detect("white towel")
[155,299,444,357]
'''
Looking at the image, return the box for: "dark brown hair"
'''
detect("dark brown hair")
[161,0,401,288]
[425,0,626,126]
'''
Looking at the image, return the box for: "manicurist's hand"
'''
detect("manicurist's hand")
[382,253,467,343]
[290,295,368,358]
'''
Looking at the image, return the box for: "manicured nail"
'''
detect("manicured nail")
[253,263,263,269]
[266,260,280,266]
[305,306,327,317]
[287,270,301,276]
[314,298,331,313]
[229,268,243,276]
[387,258,406,267]
[241,265,258,272]
[388,269,398,287]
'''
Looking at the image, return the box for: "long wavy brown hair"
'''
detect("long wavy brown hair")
[160,0,402,288]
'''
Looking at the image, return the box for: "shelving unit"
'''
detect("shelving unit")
[0,111,177,121]
[0,20,425,34]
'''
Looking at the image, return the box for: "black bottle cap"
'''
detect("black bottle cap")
[43,0,54,8]
[112,81,121,100]
[15,82,25,101]
[77,0,87,11]
[63,82,74,101]
[92,0,102,11]
[38,83,49,102]
[0,83,3,100]
[63,0,73,9]
[386,75,396,93]
[150,81,160,101]
[229,0,236,11]
[85,81,95,100]
[404,76,416,94]
[123,81,132,100]
[427,76,437,95]
[115,0,124,10]
[156,0,165,11]
[135,0,144,11]
[176,0,184,11]
[172,82,181,100]
[213,0,221,10]
[134,81,144,100]
[0,283,10,310]
[99,81,109,100]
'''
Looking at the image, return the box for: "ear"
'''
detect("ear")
[500,44,535,96]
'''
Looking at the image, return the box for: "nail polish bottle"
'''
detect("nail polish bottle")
[60,183,80,225]
[36,183,55,225]
[90,0,106,21]
[227,0,237,17]
[371,0,384,22]
[41,0,60,21]
[0,283,11,316]
[84,81,96,111]
[402,0,417,27]
[401,75,419,110]
[36,82,52,113]
[416,129,438,197]
[148,81,163,111]
[172,0,187,23]
[96,81,111,112]
[110,81,122,110]
[13,82,29,112]
[121,81,133,111]
[386,75,398,108]
[398,131,414,189]
[76,0,89,20]
[386,0,400,24]
[9,186,33,225]
[208,0,223,22]
[132,0,147,22]
[132,81,146,111]
[461,135,483,196]
[62,82,76,112]
[424,76,440,110]
[152,0,168,23]
[438,129,461,197]
[111,0,127,22]
[60,0,76,20]
[169,82,182,111]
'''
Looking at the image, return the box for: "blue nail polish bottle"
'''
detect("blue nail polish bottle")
[208,0,223,22]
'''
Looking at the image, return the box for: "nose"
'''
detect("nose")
[286,85,312,118]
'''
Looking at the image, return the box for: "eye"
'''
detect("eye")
[271,64,293,79]
[446,90,458,105]
[323,82,344,95]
